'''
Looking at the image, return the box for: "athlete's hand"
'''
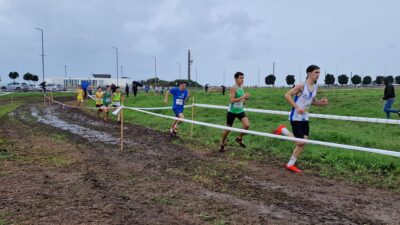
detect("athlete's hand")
[243,93,250,99]
[321,97,328,105]
[295,106,305,114]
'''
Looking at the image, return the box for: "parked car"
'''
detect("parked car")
[4,82,29,92]
[46,83,66,92]
[28,84,40,92]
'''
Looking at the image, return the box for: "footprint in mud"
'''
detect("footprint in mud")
[31,106,119,145]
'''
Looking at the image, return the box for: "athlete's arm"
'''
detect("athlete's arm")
[312,97,328,106]
[229,87,249,103]
[185,91,190,104]
[164,89,171,103]
[285,83,305,114]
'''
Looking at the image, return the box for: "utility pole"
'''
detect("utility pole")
[34,27,45,83]
[188,50,193,82]
[223,69,225,86]
[64,65,67,78]
[272,61,275,76]
[111,47,119,86]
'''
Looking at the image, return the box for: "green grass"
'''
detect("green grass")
[0,103,21,118]
[87,87,400,190]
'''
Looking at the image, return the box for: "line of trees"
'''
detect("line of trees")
[8,71,39,84]
[264,74,400,87]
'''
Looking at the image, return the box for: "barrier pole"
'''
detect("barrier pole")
[50,90,53,104]
[120,100,124,151]
[191,96,194,139]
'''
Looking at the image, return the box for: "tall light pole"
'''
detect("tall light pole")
[64,65,67,78]
[151,56,157,86]
[111,47,119,85]
[34,27,45,83]
[120,65,123,77]
[177,62,181,79]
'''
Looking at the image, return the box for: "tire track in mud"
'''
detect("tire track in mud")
[1,101,399,224]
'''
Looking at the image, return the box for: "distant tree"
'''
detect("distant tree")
[384,76,394,84]
[338,74,349,85]
[395,76,400,85]
[265,74,276,86]
[375,76,384,85]
[324,73,335,86]
[8,71,19,83]
[285,75,295,86]
[351,74,362,86]
[23,72,33,84]
[31,75,39,84]
[362,76,372,85]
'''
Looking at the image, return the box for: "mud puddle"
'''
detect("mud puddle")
[31,106,119,145]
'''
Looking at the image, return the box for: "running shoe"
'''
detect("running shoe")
[273,124,287,135]
[285,164,302,173]
[235,137,246,148]
[219,145,225,153]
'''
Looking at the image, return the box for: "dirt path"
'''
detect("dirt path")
[0,101,399,225]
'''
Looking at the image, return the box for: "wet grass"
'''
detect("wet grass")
[97,86,400,191]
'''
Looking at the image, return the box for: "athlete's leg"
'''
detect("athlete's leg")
[238,116,249,140]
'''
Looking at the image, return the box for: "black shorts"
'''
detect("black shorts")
[226,111,246,126]
[96,104,103,108]
[290,121,309,138]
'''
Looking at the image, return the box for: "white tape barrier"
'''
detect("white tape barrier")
[0,92,12,96]
[194,103,400,125]
[123,106,400,157]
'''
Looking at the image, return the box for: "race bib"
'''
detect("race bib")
[176,99,184,105]
[233,102,243,108]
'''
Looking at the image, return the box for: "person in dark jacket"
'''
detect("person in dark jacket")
[125,83,129,98]
[132,83,138,97]
[381,79,400,118]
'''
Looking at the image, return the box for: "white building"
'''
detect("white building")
[47,74,131,88]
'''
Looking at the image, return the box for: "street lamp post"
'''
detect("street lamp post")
[111,47,119,86]
[34,27,45,83]
[64,65,67,78]
[151,56,157,86]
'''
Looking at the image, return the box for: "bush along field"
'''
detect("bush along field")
[87,86,400,191]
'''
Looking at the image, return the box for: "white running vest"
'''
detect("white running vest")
[289,82,317,121]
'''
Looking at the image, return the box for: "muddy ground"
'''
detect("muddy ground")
[0,99,399,225]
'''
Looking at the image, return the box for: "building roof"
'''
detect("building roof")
[93,74,111,78]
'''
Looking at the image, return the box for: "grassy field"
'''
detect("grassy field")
[92,87,400,190]
[2,88,399,190]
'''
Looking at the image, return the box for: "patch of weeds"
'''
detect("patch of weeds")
[35,156,72,167]
[0,149,18,161]
[152,196,173,206]
[50,133,68,142]
[199,212,216,222]
[213,220,227,225]
[0,210,11,225]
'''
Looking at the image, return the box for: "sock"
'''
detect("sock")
[281,127,290,136]
[287,156,297,166]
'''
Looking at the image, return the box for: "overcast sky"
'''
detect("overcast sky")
[1,0,399,86]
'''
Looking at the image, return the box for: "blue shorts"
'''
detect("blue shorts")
[173,107,184,117]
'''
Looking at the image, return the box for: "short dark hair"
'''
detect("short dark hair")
[234,71,244,79]
[306,65,320,73]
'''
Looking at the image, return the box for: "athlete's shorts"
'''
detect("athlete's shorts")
[290,121,309,138]
[96,104,103,108]
[226,111,246,126]
[100,105,109,111]
[173,107,184,117]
